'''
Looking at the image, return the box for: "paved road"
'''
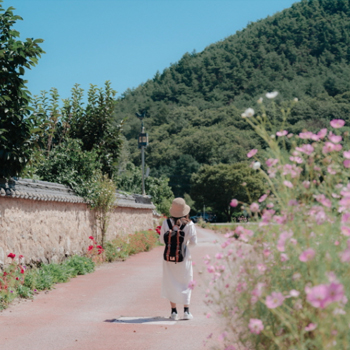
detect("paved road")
[0,227,224,350]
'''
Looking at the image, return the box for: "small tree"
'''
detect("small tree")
[89,174,116,246]
[0,3,44,178]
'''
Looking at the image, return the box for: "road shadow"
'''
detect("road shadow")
[104,316,185,324]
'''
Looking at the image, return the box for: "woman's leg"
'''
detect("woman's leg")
[170,301,176,308]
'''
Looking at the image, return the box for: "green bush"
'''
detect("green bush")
[104,230,160,262]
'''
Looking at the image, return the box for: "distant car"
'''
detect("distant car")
[190,213,216,223]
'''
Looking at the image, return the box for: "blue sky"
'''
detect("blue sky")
[2,0,298,101]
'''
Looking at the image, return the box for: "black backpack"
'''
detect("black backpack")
[163,219,187,263]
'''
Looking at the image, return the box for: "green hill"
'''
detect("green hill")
[115,0,350,197]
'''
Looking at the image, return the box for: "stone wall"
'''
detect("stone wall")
[0,179,157,266]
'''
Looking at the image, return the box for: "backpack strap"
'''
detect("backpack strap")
[179,223,187,231]
[167,218,173,230]
[176,230,180,263]
[166,219,173,262]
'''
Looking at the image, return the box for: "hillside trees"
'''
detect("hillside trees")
[0,4,45,178]
[113,0,350,198]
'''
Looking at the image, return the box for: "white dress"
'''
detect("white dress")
[160,219,197,305]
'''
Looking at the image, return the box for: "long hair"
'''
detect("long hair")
[170,215,190,227]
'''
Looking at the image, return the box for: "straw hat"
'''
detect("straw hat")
[169,198,190,218]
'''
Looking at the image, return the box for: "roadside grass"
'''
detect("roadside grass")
[0,230,160,310]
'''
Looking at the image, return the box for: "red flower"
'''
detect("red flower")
[20,268,25,274]
[3,272,7,277]
[96,245,102,249]
[98,249,103,255]
[19,255,24,259]
[16,277,19,280]
[89,236,94,240]
[7,253,16,259]
[88,245,93,251]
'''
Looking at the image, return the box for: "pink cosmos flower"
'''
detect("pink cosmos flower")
[306,284,330,308]
[230,199,238,207]
[330,119,345,128]
[323,142,336,154]
[314,194,332,208]
[280,253,289,262]
[299,131,313,139]
[188,280,196,290]
[263,249,271,257]
[295,144,314,155]
[250,202,259,212]
[215,253,223,259]
[288,199,298,206]
[248,319,264,334]
[258,194,268,202]
[317,128,327,139]
[247,149,258,158]
[303,180,310,189]
[327,166,337,175]
[327,282,345,303]
[344,151,350,159]
[335,241,340,246]
[274,215,287,225]
[335,144,343,151]
[266,292,284,308]
[289,289,300,298]
[290,238,297,245]
[277,230,293,252]
[290,156,303,164]
[305,323,317,332]
[284,180,293,188]
[218,331,227,342]
[299,248,316,262]
[207,266,215,273]
[341,226,350,236]
[342,213,350,223]
[251,283,265,300]
[259,209,275,226]
[328,131,342,143]
[344,160,350,168]
[266,158,278,167]
[276,130,288,137]
[257,264,267,274]
[340,247,350,262]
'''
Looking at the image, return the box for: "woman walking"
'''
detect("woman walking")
[159,197,197,320]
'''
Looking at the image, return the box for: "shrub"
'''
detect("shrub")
[104,230,159,262]
[205,96,350,349]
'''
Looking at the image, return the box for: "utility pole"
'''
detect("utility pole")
[136,112,148,195]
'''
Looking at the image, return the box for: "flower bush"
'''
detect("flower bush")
[205,96,350,349]
[0,253,28,308]
[86,235,106,264]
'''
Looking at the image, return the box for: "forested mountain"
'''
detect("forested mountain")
[115,0,350,197]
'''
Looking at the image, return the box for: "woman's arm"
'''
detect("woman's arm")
[188,224,197,247]
[159,220,168,244]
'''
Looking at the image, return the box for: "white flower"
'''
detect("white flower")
[252,161,261,170]
[257,97,263,104]
[243,108,255,117]
[294,97,298,102]
[266,91,279,99]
